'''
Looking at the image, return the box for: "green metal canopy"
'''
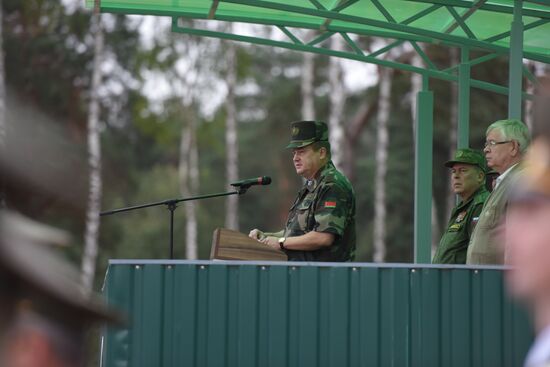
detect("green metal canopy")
[90,0,550,263]
[92,1,550,62]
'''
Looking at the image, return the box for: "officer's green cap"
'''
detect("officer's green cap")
[445,148,487,172]
[286,120,329,149]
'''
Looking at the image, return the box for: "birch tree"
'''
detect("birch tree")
[372,66,392,262]
[225,37,239,230]
[81,0,104,291]
[179,106,199,259]
[328,35,346,169]
[171,25,217,258]
[525,61,546,131]
[301,51,315,120]
[176,38,203,259]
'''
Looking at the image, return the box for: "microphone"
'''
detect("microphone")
[230,176,272,188]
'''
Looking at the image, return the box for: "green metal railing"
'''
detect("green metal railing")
[101,260,533,367]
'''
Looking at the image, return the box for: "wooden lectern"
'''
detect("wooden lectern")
[210,228,288,261]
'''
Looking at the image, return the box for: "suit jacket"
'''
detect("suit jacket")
[466,163,523,265]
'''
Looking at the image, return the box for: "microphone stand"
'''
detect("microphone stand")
[100,185,252,259]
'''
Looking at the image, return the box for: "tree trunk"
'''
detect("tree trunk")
[0,0,5,208]
[328,36,346,169]
[225,39,239,230]
[373,67,392,263]
[342,95,378,180]
[525,61,545,131]
[179,107,199,259]
[301,52,315,120]
[81,1,104,291]
[186,123,199,259]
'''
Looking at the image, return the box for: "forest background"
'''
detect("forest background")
[2,0,546,292]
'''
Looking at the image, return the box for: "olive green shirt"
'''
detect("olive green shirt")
[432,186,489,264]
[466,164,523,265]
[283,161,356,262]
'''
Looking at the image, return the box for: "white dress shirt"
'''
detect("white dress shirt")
[495,163,518,189]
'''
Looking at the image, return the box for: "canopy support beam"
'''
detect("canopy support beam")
[458,47,470,148]
[414,75,433,264]
[508,0,524,120]
[172,22,536,101]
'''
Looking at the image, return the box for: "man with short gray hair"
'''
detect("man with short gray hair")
[466,119,531,264]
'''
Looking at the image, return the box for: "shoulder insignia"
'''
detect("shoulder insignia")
[324,201,337,208]
[449,223,462,231]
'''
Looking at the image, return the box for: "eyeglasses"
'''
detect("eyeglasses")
[484,140,513,149]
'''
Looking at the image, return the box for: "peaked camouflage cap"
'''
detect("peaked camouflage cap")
[286,120,329,149]
[445,148,487,172]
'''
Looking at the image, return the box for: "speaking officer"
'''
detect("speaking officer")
[433,148,489,264]
[249,120,356,262]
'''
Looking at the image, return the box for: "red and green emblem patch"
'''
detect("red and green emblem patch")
[324,201,337,208]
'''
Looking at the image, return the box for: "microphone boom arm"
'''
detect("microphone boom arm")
[100,190,241,260]
[100,177,270,259]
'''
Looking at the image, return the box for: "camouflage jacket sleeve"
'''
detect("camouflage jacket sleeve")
[313,183,353,237]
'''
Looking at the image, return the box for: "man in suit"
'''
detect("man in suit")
[466,119,531,265]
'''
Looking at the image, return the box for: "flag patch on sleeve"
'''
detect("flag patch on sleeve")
[324,201,337,208]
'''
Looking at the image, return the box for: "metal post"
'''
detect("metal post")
[508,0,524,119]
[414,74,433,264]
[458,47,470,148]
[168,202,176,259]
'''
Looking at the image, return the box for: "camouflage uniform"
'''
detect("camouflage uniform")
[433,149,489,264]
[433,187,489,264]
[283,121,356,262]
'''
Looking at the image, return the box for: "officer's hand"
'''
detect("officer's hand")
[260,236,279,250]
[249,229,264,241]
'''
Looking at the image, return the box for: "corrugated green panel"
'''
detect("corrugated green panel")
[101,261,534,367]
[266,266,287,367]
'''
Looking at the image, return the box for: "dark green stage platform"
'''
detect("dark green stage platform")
[101,260,532,367]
